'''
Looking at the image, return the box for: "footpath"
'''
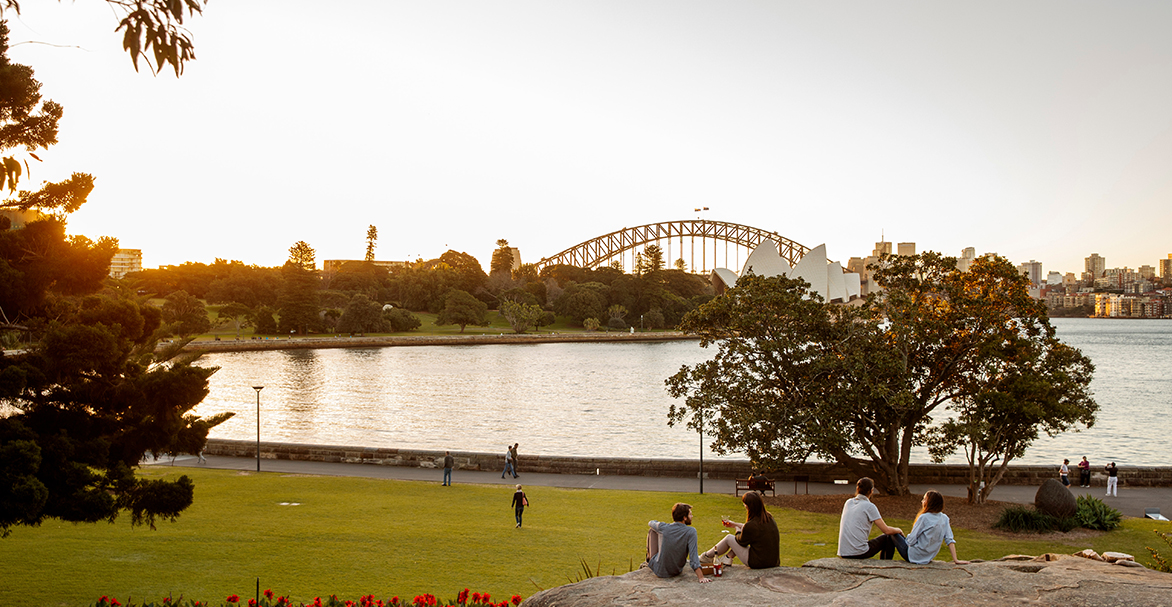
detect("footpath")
[148,453,1172,520]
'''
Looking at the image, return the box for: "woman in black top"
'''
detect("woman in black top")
[700,491,780,568]
[511,484,527,528]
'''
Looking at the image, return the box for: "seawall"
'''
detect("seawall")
[202,439,1172,487]
[174,331,696,353]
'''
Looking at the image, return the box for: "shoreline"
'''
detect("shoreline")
[174,331,698,353]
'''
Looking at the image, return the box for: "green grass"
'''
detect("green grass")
[6,468,1168,607]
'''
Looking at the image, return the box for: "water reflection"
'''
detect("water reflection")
[193,319,1172,465]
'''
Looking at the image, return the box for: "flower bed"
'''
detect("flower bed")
[92,588,524,607]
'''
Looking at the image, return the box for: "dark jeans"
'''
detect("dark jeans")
[515,506,524,526]
[841,534,907,560]
[1080,470,1090,486]
[443,468,452,485]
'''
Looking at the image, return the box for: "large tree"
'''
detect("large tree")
[435,289,488,333]
[666,253,1096,497]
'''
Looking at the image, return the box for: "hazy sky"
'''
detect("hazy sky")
[6,1,1172,275]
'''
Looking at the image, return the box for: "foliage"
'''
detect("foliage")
[252,305,278,335]
[435,290,488,333]
[606,317,628,331]
[161,290,211,337]
[1148,529,1172,573]
[666,253,1096,498]
[337,294,388,334]
[643,308,665,329]
[992,506,1077,533]
[498,300,543,334]
[582,317,599,331]
[365,225,378,262]
[277,262,320,335]
[288,241,316,271]
[0,218,117,319]
[634,244,664,276]
[215,302,253,339]
[384,307,421,332]
[490,239,514,278]
[1075,495,1122,531]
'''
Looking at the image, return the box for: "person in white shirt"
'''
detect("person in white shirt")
[837,477,904,560]
[1059,459,1070,487]
[901,490,970,565]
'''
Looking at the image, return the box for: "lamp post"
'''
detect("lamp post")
[699,403,704,495]
[252,386,264,471]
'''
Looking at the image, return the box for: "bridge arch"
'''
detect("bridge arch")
[535,220,809,275]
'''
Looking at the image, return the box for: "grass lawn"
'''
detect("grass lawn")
[4,468,1169,607]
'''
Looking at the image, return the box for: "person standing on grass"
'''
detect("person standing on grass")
[644,503,710,583]
[511,484,528,528]
[837,477,905,560]
[1059,459,1070,487]
[899,490,970,565]
[1078,456,1091,487]
[1105,462,1119,497]
[510,443,520,478]
[501,445,514,479]
[442,451,454,486]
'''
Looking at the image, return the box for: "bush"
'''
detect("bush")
[993,505,1077,533]
[1075,495,1122,531]
[583,317,600,331]
[384,307,421,332]
[606,317,628,331]
[1148,529,1172,573]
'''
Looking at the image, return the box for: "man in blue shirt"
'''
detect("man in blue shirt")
[645,502,711,583]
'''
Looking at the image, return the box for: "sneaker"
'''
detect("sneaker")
[699,551,715,565]
[718,554,734,567]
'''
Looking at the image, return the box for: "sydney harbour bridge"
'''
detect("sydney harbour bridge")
[534,219,808,275]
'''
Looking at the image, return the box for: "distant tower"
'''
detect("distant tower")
[897,242,916,257]
[1018,260,1042,287]
[1085,253,1106,279]
[957,247,976,272]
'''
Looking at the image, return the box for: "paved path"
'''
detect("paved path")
[147,454,1172,520]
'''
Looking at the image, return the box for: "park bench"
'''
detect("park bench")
[735,477,776,497]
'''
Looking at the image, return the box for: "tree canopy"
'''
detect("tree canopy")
[666,253,1096,498]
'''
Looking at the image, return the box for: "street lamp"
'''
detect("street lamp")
[699,403,704,495]
[252,386,264,471]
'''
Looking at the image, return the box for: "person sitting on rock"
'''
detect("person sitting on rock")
[899,490,970,565]
[700,491,780,569]
[837,477,905,560]
[644,502,711,583]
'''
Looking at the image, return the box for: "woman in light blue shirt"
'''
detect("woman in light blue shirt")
[902,490,970,565]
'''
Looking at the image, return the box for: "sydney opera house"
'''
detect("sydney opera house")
[710,240,862,303]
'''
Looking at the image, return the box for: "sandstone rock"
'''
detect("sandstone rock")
[523,556,1171,607]
[1102,551,1134,562]
[1035,478,1077,518]
[1075,548,1104,561]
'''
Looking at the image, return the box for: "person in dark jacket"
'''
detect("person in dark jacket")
[699,491,780,569]
[442,451,454,486]
[511,484,527,527]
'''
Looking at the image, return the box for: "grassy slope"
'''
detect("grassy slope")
[3,468,1168,607]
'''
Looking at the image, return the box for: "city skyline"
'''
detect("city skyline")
[6,1,1172,275]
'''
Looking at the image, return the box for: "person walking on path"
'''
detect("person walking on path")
[442,451,454,486]
[501,445,514,479]
[644,503,710,583]
[1078,456,1091,487]
[1059,459,1070,487]
[837,477,905,560]
[1105,462,1119,497]
[510,443,520,478]
[511,484,528,527]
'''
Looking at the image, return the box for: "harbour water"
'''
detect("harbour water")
[193,318,1172,466]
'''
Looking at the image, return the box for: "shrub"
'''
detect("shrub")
[1075,495,1122,531]
[606,317,628,331]
[993,505,1077,533]
[385,307,421,332]
[583,317,600,331]
[1148,529,1172,573]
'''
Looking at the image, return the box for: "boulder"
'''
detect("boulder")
[1035,478,1077,518]
[523,556,1172,607]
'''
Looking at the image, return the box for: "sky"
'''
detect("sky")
[5,1,1172,276]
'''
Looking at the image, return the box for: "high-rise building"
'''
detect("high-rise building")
[1085,253,1105,280]
[1160,254,1172,280]
[109,249,142,279]
[1018,260,1042,286]
[1139,265,1156,280]
[873,241,892,257]
[897,242,916,256]
[1046,271,1063,286]
[957,247,976,272]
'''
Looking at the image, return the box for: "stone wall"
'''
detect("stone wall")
[202,439,1172,487]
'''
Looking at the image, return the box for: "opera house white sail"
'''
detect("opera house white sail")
[711,240,861,302]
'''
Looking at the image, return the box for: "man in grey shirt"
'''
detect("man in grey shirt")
[645,503,711,583]
[837,477,905,559]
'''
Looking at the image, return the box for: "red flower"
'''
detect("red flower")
[391,597,399,605]
[248,599,258,607]
[472,593,480,603]
[163,598,172,604]
[458,588,469,604]
[226,595,240,604]
[512,595,522,606]
[482,594,491,604]
[265,589,275,600]
[112,600,122,607]
[314,598,323,607]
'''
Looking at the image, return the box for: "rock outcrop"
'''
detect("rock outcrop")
[1035,478,1078,518]
[522,555,1172,607]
